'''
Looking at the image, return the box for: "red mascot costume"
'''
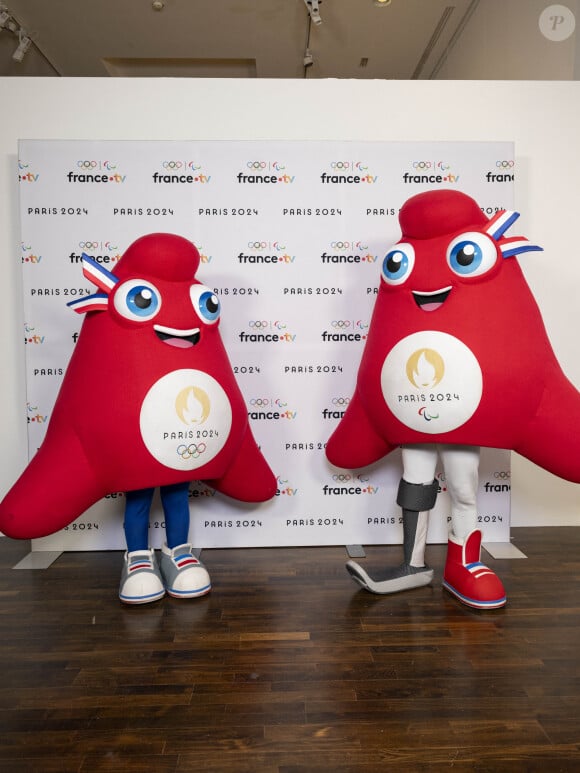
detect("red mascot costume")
[326,190,580,609]
[0,233,276,603]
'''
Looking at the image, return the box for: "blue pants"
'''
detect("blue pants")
[123,482,190,552]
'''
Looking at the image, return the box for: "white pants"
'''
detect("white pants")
[401,444,480,541]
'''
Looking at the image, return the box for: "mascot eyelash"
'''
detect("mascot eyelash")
[67,253,119,314]
[485,210,543,259]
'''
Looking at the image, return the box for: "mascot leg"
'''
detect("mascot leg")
[119,487,165,605]
[440,446,506,609]
[158,482,211,600]
[346,477,437,594]
[442,529,506,609]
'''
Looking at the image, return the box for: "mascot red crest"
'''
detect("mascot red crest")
[0,233,276,540]
[327,189,580,481]
[326,190,580,609]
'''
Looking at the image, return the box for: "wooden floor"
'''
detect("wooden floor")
[0,528,579,772]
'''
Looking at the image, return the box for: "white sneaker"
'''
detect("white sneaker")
[159,543,211,599]
[119,548,165,604]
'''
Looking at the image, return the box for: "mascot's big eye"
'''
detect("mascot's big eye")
[190,284,221,324]
[447,232,498,278]
[381,243,415,285]
[113,279,161,321]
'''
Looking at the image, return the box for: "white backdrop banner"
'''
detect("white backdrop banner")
[17,139,514,550]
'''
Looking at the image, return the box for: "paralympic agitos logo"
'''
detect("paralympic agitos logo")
[237,241,296,266]
[321,319,369,343]
[21,243,42,264]
[248,398,297,421]
[320,161,378,184]
[322,472,379,496]
[18,161,39,183]
[237,161,295,184]
[276,475,298,496]
[402,160,460,185]
[238,320,296,343]
[320,240,378,265]
[68,240,121,266]
[152,160,211,184]
[67,159,126,183]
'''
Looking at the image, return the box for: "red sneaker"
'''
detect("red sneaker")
[443,529,506,609]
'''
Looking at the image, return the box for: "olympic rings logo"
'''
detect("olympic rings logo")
[177,443,206,460]
[412,161,450,171]
[250,398,287,407]
[163,161,183,169]
[246,161,286,171]
[330,161,368,171]
[249,320,286,330]
[493,471,510,479]
[330,241,352,249]
[331,397,350,406]
[248,241,268,249]
[495,160,514,168]
[331,320,368,329]
[332,473,369,482]
[77,160,116,170]
[78,241,100,250]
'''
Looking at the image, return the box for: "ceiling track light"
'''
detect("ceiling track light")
[303,0,323,26]
[373,0,392,6]
[12,29,31,62]
[1,4,33,62]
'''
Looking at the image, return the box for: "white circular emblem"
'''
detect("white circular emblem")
[381,331,482,434]
[539,5,575,42]
[140,369,232,470]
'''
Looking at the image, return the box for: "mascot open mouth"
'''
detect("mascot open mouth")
[412,287,452,312]
[154,325,201,348]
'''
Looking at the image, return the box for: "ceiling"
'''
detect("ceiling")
[0,0,578,80]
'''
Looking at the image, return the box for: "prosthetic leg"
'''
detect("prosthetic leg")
[346,477,438,594]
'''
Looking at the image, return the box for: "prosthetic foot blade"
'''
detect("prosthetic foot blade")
[346,560,434,595]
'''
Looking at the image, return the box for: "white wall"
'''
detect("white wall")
[437,0,579,80]
[0,77,579,530]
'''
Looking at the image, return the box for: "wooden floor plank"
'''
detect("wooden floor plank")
[0,527,579,771]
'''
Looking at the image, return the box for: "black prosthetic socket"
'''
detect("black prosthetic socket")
[396,478,439,511]
[396,478,439,569]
